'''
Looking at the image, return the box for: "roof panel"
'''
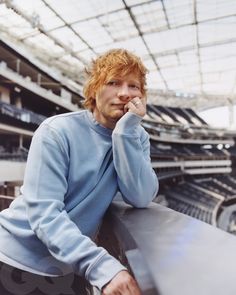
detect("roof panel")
[38,9,64,31]
[45,0,125,23]
[96,36,149,56]
[125,0,151,5]
[25,33,65,55]
[131,1,167,33]
[144,25,196,54]
[99,9,139,41]
[1,0,236,109]
[75,48,97,63]
[0,6,34,39]
[203,83,232,94]
[202,72,221,84]
[198,16,236,45]
[49,27,88,51]
[197,0,236,22]
[57,54,84,70]
[10,0,65,31]
[161,64,199,84]
[178,50,198,65]
[201,57,236,73]
[72,18,113,47]
[164,0,194,27]
[11,0,46,13]
[200,43,236,61]
[183,76,201,88]
[157,54,179,68]
[143,58,158,71]
[146,70,166,90]
[168,79,185,90]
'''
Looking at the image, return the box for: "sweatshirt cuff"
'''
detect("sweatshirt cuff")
[113,112,143,135]
[85,252,127,290]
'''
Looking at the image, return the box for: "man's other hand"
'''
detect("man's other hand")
[102,270,141,295]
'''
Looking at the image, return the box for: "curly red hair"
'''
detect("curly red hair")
[83,49,148,111]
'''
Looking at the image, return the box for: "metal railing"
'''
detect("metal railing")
[0,101,46,126]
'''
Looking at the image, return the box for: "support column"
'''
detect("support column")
[19,134,23,148]
[228,104,235,129]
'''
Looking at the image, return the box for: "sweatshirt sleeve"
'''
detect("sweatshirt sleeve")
[112,112,159,208]
[22,123,126,290]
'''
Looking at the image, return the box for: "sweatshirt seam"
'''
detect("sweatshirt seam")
[84,250,108,280]
[43,124,68,156]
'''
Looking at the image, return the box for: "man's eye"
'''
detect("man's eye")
[107,81,118,86]
[130,84,140,89]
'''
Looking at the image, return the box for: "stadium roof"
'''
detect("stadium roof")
[0,0,236,110]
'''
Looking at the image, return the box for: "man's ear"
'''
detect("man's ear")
[91,97,96,110]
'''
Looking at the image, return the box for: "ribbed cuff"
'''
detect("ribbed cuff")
[85,252,127,290]
[113,112,143,135]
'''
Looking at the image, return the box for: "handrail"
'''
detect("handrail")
[0,101,46,126]
[0,195,15,200]
[100,200,236,295]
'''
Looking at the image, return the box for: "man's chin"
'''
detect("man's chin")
[112,109,125,119]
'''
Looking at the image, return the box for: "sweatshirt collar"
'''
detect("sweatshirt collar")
[86,110,113,136]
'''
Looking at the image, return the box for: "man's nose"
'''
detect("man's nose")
[117,84,130,101]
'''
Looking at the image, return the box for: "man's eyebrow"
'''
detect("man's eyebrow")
[129,80,141,85]
[106,77,120,81]
[108,77,141,85]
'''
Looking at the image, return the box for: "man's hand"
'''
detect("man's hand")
[102,270,141,295]
[124,97,146,118]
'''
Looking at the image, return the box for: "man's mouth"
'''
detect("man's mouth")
[112,104,125,110]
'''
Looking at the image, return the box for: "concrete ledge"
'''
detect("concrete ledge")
[104,201,236,295]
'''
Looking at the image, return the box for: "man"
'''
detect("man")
[0,49,158,295]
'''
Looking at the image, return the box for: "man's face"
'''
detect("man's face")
[93,73,142,129]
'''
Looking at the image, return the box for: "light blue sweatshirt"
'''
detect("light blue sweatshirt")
[0,110,158,289]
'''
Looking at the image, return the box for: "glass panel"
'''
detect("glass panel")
[50,27,87,51]
[76,49,97,64]
[131,1,167,33]
[147,70,166,90]
[198,16,236,45]
[99,9,139,41]
[96,36,149,56]
[125,0,150,5]
[45,0,125,23]
[144,25,196,54]
[72,18,113,47]
[25,33,65,55]
[157,54,179,68]
[164,0,194,28]
[143,58,157,71]
[0,0,236,99]
[198,0,236,22]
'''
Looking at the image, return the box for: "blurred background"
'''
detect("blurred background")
[0,0,236,236]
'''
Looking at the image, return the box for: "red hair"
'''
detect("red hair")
[83,49,148,111]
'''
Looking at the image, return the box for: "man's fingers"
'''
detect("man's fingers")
[124,97,146,117]
[131,97,142,107]
[127,279,142,295]
[102,270,141,295]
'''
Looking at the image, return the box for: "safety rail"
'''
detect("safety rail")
[0,101,46,126]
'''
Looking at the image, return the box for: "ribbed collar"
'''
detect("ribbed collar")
[85,110,113,137]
